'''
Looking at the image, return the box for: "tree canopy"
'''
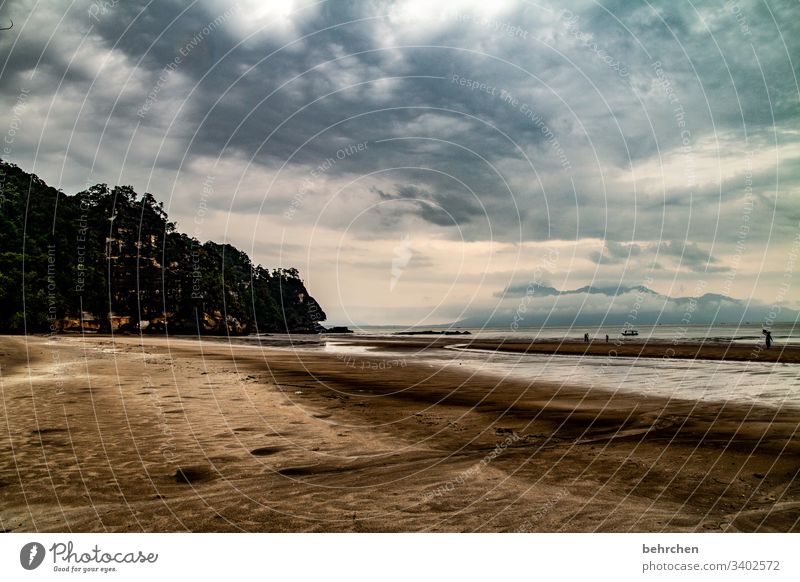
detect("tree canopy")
[0,159,326,334]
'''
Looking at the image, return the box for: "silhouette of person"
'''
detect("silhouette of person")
[765,330,772,348]
[605,334,609,343]
[584,333,589,343]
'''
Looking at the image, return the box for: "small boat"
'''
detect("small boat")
[621,329,639,336]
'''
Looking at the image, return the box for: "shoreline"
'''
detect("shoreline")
[20,331,800,363]
[321,334,800,363]
[449,339,800,364]
[1,334,798,532]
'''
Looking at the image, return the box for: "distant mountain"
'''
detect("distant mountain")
[465,283,797,328]
[573,284,659,297]
[0,159,326,334]
[496,283,659,298]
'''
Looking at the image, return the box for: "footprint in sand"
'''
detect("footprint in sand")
[31,428,67,435]
[173,466,216,484]
[250,446,284,456]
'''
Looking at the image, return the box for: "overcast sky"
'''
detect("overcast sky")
[2,0,798,326]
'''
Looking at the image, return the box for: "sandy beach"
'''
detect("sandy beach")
[1,334,798,532]
[458,339,800,363]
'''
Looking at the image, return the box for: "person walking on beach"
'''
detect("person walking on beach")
[584,333,589,343]
[763,329,772,348]
[605,334,609,343]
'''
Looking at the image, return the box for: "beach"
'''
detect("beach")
[1,334,798,532]
[458,339,800,363]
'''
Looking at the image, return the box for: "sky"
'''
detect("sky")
[1,0,798,326]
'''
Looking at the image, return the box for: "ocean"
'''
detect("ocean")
[235,323,799,408]
[313,323,800,409]
[350,322,800,346]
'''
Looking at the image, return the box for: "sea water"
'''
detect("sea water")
[239,323,799,408]
[353,322,800,346]
[317,326,800,408]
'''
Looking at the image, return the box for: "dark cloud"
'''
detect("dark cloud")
[1,0,796,322]
[371,183,484,226]
[589,239,730,273]
[658,240,730,273]
[589,241,642,265]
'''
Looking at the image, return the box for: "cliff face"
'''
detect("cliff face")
[0,159,326,334]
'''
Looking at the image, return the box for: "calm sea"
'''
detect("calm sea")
[321,323,800,408]
[352,322,800,346]
[238,323,799,408]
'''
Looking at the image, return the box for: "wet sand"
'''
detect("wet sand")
[1,334,798,532]
[458,339,800,363]
[341,336,800,363]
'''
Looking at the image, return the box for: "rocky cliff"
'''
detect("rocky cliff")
[0,159,326,334]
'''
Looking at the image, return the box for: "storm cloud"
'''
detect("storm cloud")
[1,0,798,324]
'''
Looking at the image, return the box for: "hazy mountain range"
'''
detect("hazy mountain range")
[454,283,798,328]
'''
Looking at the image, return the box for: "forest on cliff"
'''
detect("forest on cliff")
[0,159,326,334]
